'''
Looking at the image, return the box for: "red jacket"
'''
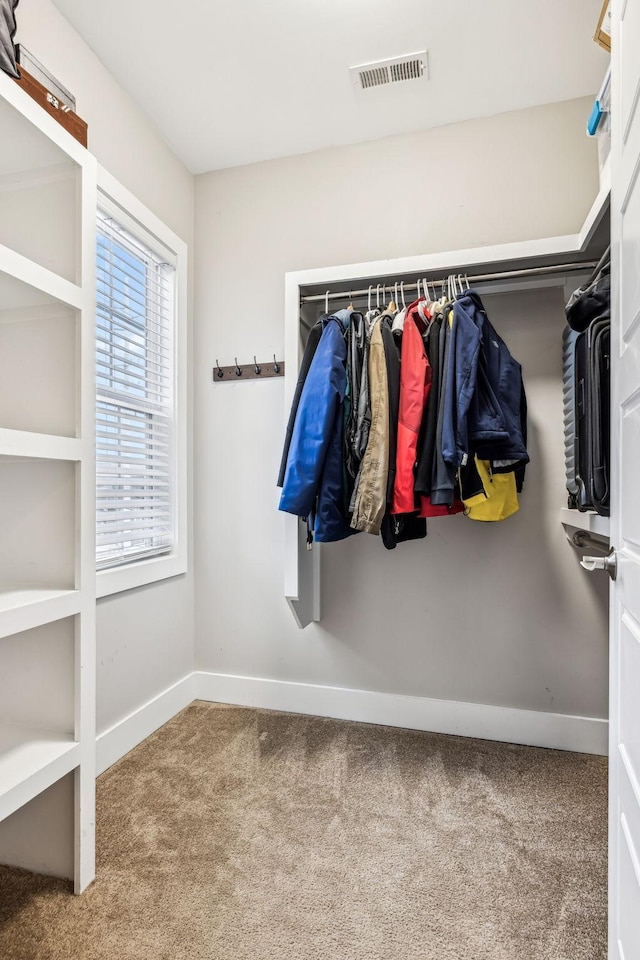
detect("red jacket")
[392,301,431,514]
[419,496,465,518]
[393,300,464,518]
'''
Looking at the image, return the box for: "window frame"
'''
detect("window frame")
[96,167,188,598]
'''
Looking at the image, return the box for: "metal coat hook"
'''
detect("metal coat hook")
[213,356,284,382]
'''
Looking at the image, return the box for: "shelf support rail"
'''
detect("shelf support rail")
[299,260,597,305]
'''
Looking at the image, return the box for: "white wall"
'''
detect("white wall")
[194,97,610,721]
[16,0,195,733]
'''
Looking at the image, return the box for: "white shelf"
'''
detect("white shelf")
[0,63,96,893]
[0,722,79,823]
[0,429,82,461]
[0,588,82,641]
[0,244,82,311]
[578,156,611,252]
[560,508,610,539]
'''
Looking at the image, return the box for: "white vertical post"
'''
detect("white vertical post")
[74,154,97,893]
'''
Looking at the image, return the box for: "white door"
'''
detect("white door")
[608,2,640,955]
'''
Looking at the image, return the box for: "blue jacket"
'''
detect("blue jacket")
[442,292,529,469]
[279,310,355,542]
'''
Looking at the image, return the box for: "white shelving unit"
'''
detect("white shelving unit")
[559,507,610,540]
[283,169,610,628]
[0,70,96,892]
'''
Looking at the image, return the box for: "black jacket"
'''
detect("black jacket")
[380,314,427,550]
[414,311,443,497]
[277,318,323,487]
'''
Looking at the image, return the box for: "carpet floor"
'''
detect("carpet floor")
[0,702,607,960]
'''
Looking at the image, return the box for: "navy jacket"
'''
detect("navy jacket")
[279,310,354,542]
[442,292,528,471]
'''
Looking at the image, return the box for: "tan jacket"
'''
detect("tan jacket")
[350,318,389,534]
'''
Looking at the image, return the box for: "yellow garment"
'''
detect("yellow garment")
[462,486,487,509]
[464,458,519,522]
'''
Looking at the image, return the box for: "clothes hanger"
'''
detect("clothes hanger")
[388,282,397,313]
[368,285,373,313]
[400,281,407,309]
[425,277,437,308]
[416,278,432,329]
[325,290,330,314]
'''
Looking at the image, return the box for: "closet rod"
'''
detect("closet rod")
[299,260,597,304]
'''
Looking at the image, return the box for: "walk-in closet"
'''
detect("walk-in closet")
[0,1,636,958]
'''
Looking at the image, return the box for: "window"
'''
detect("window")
[96,171,187,597]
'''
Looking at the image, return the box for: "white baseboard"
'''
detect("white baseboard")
[94,670,608,772]
[96,674,196,775]
[195,671,608,756]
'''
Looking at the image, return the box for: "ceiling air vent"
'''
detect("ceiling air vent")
[350,51,428,92]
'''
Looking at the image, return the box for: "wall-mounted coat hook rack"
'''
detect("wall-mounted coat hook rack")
[212,356,285,382]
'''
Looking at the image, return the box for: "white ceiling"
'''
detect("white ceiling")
[52,0,609,175]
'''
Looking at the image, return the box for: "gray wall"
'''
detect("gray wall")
[8,1,610,731]
[17,0,195,734]
[194,97,609,719]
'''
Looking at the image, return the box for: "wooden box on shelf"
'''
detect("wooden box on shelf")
[594,1,612,53]
[12,65,87,147]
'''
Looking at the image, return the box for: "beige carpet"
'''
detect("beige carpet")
[0,702,607,960]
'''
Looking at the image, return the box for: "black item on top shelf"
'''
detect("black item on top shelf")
[0,0,19,79]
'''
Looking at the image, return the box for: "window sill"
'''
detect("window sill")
[96,553,187,599]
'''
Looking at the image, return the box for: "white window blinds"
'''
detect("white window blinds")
[96,209,176,570]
